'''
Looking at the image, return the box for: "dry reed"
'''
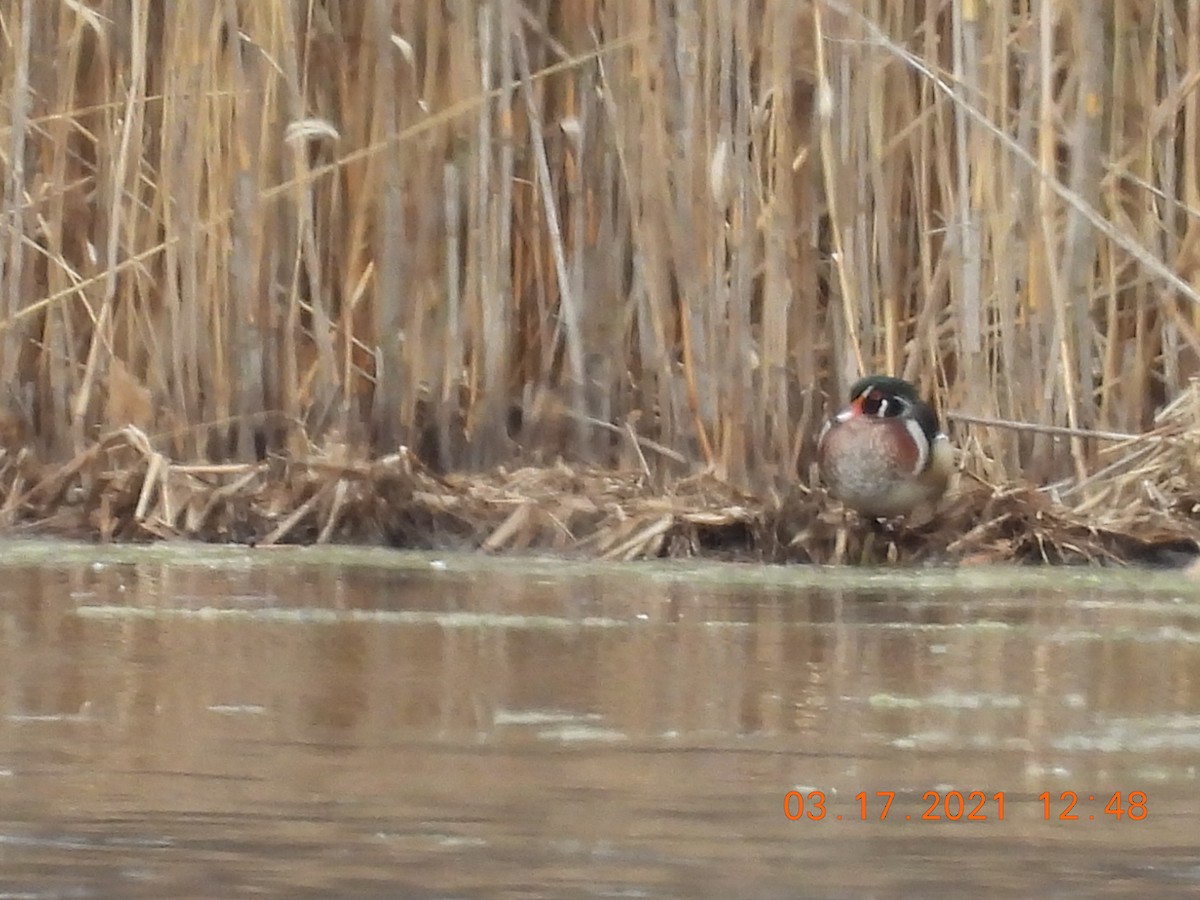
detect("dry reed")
[2,1,1200,563]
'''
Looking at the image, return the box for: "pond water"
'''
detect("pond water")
[0,541,1198,898]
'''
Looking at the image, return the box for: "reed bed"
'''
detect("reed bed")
[2,1,1200,564]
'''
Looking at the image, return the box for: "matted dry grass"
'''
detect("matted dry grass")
[2,377,1200,565]
[3,433,1199,565]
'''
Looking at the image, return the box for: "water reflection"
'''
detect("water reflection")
[0,545,1197,897]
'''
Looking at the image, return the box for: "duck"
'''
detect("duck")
[817,375,953,518]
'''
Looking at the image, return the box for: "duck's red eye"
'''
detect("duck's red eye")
[861,389,904,418]
[861,389,887,416]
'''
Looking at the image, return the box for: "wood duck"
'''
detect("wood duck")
[817,375,952,518]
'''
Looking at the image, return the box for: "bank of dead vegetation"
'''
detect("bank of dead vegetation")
[3,2,1200,565]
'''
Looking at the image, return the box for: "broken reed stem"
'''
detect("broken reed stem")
[556,407,688,465]
[947,412,1147,444]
